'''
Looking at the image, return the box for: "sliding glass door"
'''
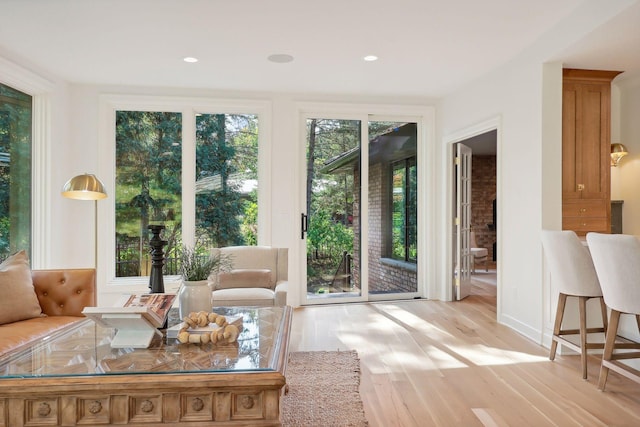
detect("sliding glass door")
[367,120,418,299]
[301,115,419,304]
[303,118,362,301]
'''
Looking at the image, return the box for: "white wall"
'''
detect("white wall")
[439,57,546,341]
[438,0,637,343]
[609,76,640,342]
[612,75,640,234]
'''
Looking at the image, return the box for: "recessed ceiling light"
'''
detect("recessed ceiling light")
[183,57,198,63]
[363,55,378,62]
[268,54,294,64]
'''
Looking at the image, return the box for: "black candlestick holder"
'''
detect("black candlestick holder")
[148,224,167,293]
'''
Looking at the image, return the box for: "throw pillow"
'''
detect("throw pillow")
[216,268,273,290]
[0,250,43,325]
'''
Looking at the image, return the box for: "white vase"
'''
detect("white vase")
[178,280,212,319]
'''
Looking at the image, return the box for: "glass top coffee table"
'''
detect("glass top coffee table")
[0,306,292,426]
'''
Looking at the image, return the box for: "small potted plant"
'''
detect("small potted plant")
[178,244,230,318]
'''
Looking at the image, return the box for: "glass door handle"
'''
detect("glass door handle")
[301,213,308,239]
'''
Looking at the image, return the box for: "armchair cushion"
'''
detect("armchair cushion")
[211,246,289,307]
[274,281,288,307]
[216,268,273,290]
[211,287,278,307]
[0,250,43,325]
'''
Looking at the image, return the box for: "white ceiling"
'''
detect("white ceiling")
[1,0,639,98]
[551,2,640,76]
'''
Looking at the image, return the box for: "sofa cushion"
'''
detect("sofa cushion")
[211,287,276,307]
[216,269,273,290]
[0,250,43,325]
[32,269,97,317]
[0,315,82,356]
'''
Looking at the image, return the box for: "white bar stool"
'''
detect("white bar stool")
[585,232,640,391]
[541,230,608,380]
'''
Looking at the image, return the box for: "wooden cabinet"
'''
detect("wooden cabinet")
[562,199,609,234]
[562,68,622,236]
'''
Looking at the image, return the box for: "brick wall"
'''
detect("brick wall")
[352,162,417,294]
[471,155,497,262]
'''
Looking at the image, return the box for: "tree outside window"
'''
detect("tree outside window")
[115,110,258,278]
[195,114,258,248]
[0,83,31,259]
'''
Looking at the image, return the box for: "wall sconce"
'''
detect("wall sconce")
[611,143,628,167]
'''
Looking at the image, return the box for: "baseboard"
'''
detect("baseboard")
[499,313,543,345]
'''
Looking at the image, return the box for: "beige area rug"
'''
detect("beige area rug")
[282,350,369,427]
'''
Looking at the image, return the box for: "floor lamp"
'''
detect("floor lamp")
[61,173,107,278]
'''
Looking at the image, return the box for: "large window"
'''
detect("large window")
[391,157,417,263]
[0,83,31,259]
[114,109,260,278]
[195,114,259,247]
[115,111,182,277]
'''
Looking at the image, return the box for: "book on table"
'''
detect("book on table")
[82,293,176,349]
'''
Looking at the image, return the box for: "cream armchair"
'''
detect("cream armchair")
[210,246,288,307]
[470,231,489,273]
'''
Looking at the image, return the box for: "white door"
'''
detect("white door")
[455,143,472,300]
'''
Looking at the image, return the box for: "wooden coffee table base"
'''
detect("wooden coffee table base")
[0,371,286,426]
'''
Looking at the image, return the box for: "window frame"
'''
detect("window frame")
[0,84,33,260]
[389,156,417,264]
[0,57,53,268]
[99,95,272,291]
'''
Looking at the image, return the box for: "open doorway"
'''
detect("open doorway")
[453,130,497,298]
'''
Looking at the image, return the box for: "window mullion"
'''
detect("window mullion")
[405,159,410,262]
[182,109,196,248]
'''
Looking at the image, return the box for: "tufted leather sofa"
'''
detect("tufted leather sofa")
[0,269,96,357]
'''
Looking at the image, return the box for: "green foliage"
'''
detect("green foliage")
[307,210,353,259]
[0,83,32,258]
[195,113,250,247]
[227,115,259,179]
[115,111,259,276]
[304,119,359,290]
[179,245,231,281]
[392,228,405,260]
[241,196,258,246]
[306,118,359,227]
[0,217,10,257]
[115,110,183,262]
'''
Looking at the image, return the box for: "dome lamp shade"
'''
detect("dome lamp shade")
[61,174,107,200]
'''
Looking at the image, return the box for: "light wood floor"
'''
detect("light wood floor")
[288,280,640,427]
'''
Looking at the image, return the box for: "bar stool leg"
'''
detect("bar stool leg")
[598,309,621,391]
[550,293,568,361]
[579,296,588,379]
[599,297,608,334]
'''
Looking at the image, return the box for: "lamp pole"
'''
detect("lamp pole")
[61,173,107,283]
